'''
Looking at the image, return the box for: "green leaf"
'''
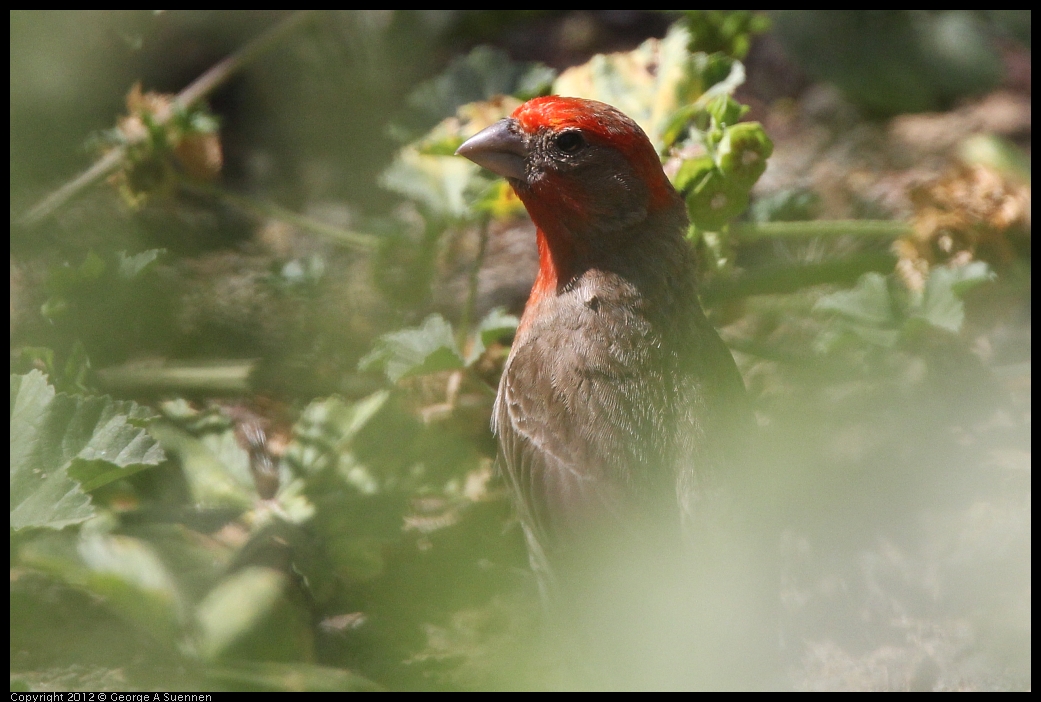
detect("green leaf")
[661,55,746,149]
[553,23,695,150]
[704,95,749,127]
[674,155,717,194]
[515,64,557,101]
[812,264,991,351]
[117,248,165,279]
[689,52,744,98]
[944,261,997,297]
[380,147,480,220]
[916,262,995,333]
[358,314,466,383]
[683,11,771,59]
[412,97,521,161]
[40,295,68,320]
[10,371,165,530]
[67,459,150,492]
[78,250,106,280]
[331,536,386,582]
[76,531,184,640]
[19,529,184,643]
[466,307,520,364]
[478,306,519,344]
[195,566,286,661]
[147,422,256,509]
[287,391,389,477]
[61,340,92,395]
[10,373,89,529]
[814,272,898,328]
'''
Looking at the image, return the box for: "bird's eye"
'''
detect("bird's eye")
[554,131,586,154]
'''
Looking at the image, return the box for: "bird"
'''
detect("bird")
[456,96,751,598]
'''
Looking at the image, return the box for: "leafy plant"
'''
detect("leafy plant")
[673,99,773,233]
[11,371,165,530]
[813,262,995,351]
[359,309,518,383]
[105,83,223,206]
[680,10,771,59]
[10,11,1030,692]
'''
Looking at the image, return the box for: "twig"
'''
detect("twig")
[19,148,128,228]
[19,10,317,227]
[172,11,315,111]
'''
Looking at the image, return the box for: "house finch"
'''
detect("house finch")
[457,97,751,595]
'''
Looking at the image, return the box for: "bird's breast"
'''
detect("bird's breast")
[499,275,677,471]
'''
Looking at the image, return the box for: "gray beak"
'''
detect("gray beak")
[455,118,527,181]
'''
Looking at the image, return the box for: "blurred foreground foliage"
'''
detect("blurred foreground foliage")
[11,11,1031,691]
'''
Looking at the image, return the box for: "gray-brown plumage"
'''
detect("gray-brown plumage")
[457,96,750,593]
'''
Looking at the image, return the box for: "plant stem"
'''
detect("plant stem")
[458,215,491,349]
[96,359,256,395]
[732,220,911,241]
[701,252,896,303]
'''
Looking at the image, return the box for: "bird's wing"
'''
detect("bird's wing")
[493,356,636,563]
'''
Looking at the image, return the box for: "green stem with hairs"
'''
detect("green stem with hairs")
[732,220,911,241]
[701,252,897,304]
[458,215,491,350]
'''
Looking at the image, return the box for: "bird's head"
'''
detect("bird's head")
[457,96,683,243]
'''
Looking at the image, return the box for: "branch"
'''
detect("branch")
[19,10,317,227]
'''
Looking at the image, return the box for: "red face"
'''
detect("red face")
[456,96,685,312]
[509,96,677,217]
